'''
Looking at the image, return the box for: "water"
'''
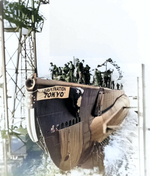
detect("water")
[8,109,138,176]
[104,110,138,176]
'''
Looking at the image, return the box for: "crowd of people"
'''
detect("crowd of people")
[49,58,123,90]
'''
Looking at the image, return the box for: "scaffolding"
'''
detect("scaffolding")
[0,1,49,175]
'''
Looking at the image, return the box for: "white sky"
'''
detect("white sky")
[37,0,150,78]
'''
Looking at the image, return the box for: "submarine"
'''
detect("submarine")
[26,73,129,171]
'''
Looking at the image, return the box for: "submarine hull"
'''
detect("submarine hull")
[26,76,130,171]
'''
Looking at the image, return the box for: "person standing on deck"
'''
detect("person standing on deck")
[120,83,123,90]
[77,60,85,84]
[75,58,80,82]
[84,64,91,85]
[117,83,120,90]
[111,81,115,89]
[69,61,75,82]
[49,62,54,79]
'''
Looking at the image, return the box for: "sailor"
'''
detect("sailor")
[120,83,123,90]
[77,60,85,83]
[65,72,70,82]
[53,64,59,79]
[104,71,108,87]
[104,69,113,88]
[98,69,102,86]
[58,67,62,76]
[49,62,54,79]
[94,69,102,86]
[63,64,69,75]
[94,69,98,86]
[107,69,113,88]
[84,64,91,85]
[111,81,115,89]
[78,72,84,84]
[75,58,80,82]
[59,71,66,81]
[69,61,75,82]
[64,63,70,82]
[117,83,120,90]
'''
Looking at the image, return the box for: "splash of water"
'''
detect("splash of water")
[104,110,138,176]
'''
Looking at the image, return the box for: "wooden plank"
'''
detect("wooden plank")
[37,86,70,101]
[59,122,83,171]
